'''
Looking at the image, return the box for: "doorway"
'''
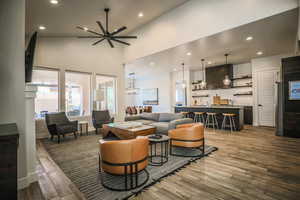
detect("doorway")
[257,69,278,127]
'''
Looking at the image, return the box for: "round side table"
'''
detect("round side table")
[79,121,89,136]
[148,135,169,166]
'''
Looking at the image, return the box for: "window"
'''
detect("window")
[65,71,91,117]
[32,68,59,118]
[96,75,117,114]
[175,82,187,106]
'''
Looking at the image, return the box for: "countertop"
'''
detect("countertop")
[0,123,19,137]
[176,105,244,109]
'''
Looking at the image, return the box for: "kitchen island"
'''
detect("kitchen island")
[175,106,244,131]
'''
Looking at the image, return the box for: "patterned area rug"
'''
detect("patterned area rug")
[41,134,217,200]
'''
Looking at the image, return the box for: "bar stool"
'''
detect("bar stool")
[221,113,236,133]
[180,112,189,118]
[194,112,205,124]
[205,113,219,130]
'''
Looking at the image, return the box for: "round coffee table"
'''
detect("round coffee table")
[148,134,169,166]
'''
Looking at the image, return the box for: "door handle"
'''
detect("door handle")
[258,104,263,107]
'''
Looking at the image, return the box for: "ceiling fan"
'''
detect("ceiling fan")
[76,8,137,48]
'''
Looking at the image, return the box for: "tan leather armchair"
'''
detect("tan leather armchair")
[99,136,149,191]
[168,123,205,157]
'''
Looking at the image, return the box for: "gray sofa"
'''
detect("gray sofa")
[125,113,193,135]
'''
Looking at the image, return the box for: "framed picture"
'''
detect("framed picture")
[142,88,159,105]
[289,81,300,100]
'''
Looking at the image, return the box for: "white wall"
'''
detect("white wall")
[125,64,172,113]
[0,0,29,189]
[34,37,125,121]
[124,0,298,62]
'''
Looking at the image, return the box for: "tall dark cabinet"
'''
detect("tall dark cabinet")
[278,56,300,137]
[0,123,19,200]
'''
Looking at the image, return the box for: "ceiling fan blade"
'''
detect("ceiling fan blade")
[92,38,105,46]
[112,35,137,39]
[87,30,104,36]
[96,21,106,34]
[77,36,102,38]
[111,26,127,35]
[76,26,103,36]
[110,38,130,46]
[107,39,114,48]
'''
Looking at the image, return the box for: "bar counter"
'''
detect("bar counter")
[175,105,244,131]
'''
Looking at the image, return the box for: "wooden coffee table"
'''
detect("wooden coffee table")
[102,123,156,139]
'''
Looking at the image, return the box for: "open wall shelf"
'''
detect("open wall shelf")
[232,75,252,80]
[192,85,252,91]
[233,93,253,96]
[192,95,209,98]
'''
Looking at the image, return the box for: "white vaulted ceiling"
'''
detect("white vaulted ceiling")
[26,0,190,37]
[126,9,298,71]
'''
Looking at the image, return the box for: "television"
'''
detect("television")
[289,80,300,100]
[25,32,38,83]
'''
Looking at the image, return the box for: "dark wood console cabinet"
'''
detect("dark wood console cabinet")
[0,123,19,200]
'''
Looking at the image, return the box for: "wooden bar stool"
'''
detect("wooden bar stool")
[221,113,236,132]
[205,113,219,130]
[180,112,189,118]
[194,112,205,124]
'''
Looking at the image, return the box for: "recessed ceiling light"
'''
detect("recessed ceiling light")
[186,52,192,56]
[138,12,144,18]
[173,68,177,71]
[50,0,58,4]
[39,26,46,30]
[150,62,155,66]
[83,27,89,31]
[257,51,263,55]
[246,36,253,41]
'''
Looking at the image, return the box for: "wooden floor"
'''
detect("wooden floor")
[19,126,300,200]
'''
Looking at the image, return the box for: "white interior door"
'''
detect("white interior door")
[257,70,277,127]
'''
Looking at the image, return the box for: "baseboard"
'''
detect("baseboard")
[18,171,38,190]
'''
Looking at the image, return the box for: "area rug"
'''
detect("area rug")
[41,134,217,200]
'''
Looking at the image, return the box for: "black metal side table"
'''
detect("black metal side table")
[148,134,169,166]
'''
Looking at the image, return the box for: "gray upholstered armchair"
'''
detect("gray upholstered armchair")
[92,110,114,134]
[45,112,78,143]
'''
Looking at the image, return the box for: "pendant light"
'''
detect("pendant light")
[223,53,231,87]
[200,59,207,89]
[181,63,186,88]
